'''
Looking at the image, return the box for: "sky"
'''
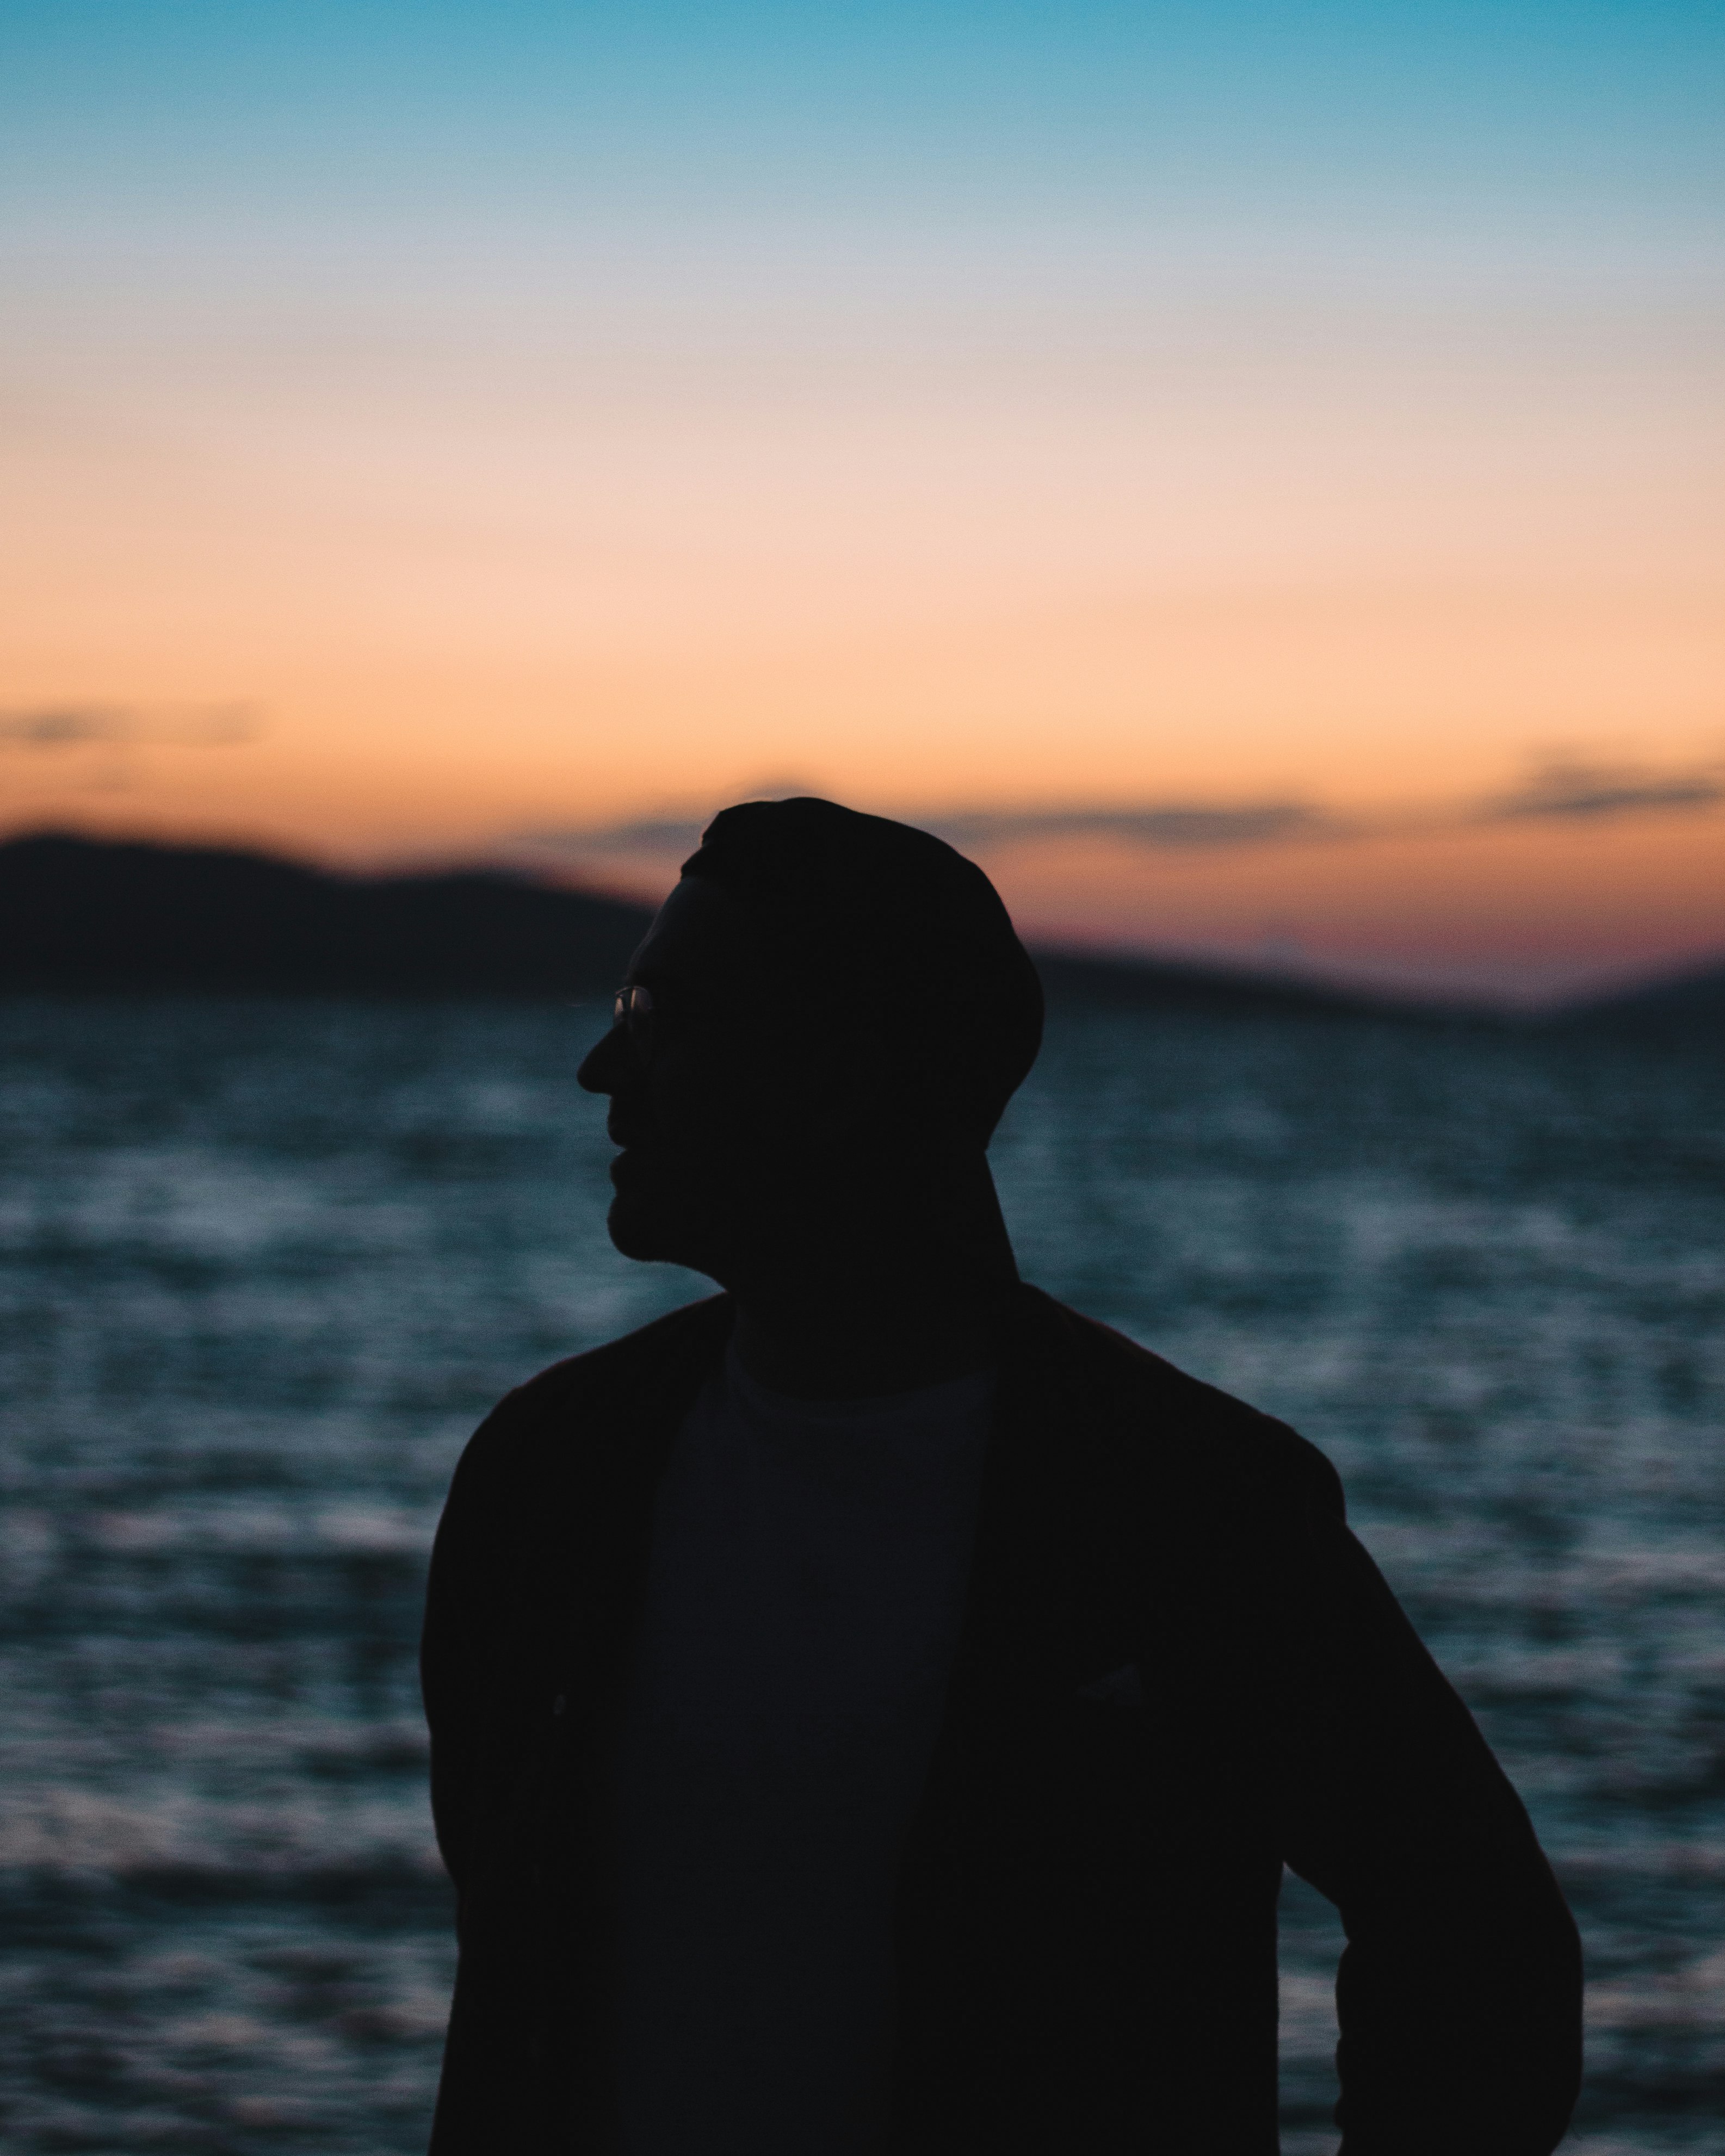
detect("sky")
[2,0,1721,1001]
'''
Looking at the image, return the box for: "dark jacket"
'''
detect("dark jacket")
[421,1286,1582,2154]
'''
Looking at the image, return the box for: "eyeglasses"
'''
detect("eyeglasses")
[610,983,656,1057]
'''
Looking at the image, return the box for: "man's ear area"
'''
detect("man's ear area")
[788,1021,894,1144]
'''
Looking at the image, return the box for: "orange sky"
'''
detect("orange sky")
[3,10,1721,1001]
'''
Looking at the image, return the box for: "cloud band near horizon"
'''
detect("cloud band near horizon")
[516,754,1725,868]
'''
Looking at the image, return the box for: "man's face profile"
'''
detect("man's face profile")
[578,867,904,1286]
[577,876,771,1277]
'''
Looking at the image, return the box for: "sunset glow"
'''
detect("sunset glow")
[3,2,1720,999]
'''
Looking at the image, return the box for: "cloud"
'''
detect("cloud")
[526,750,1725,866]
[931,802,1346,849]
[1486,758,1725,823]
[518,754,1723,872]
[0,704,263,751]
[0,709,124,748]
[516,797,1346,867]
[550,776,824,857]
[554,815,709,854]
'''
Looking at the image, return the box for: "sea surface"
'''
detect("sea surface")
[1,992,1721,2154]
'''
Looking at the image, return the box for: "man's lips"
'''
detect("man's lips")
[609,1145,651,1188]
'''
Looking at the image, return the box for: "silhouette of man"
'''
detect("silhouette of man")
[422,799,1582,2154]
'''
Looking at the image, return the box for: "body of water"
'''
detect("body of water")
[1,993,1721,2152]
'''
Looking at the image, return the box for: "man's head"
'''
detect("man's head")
[577,797,1043,1284]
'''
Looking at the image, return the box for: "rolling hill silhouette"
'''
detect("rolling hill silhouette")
[1544,955,1725,1037]
[2,831,1717,1032]
[0,833,651,998]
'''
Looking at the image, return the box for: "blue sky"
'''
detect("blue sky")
[7,1,1721,233]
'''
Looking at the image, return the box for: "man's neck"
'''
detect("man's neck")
[729,1273,1007,1402]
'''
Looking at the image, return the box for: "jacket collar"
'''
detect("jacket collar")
[571,1285,1120,1731]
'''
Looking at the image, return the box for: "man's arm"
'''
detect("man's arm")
[421,1404,550,1901]
[1272,1511,1582,2156]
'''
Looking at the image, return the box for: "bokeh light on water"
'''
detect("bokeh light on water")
[1,994,1721,2152]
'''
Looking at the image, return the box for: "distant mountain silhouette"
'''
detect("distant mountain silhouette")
[1551,956,1725,1036]
[0,832,654,997]
[2,832,1717,1037]
[1030,946,1427,1022]
[0,832,1412,1015]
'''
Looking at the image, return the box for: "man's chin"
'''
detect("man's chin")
[605,1188,706,1270]
[605,1190,664,1260]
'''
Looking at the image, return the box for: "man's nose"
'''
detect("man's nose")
[577,1022,629,1094]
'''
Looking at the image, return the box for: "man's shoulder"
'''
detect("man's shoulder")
[1019,1285,1346,1522]
[499,1291,729,1417]
[452,1293,730,1493]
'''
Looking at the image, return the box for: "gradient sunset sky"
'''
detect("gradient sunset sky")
[3,1,1721,999]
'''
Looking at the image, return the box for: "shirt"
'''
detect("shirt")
[609,1346,995,2156]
